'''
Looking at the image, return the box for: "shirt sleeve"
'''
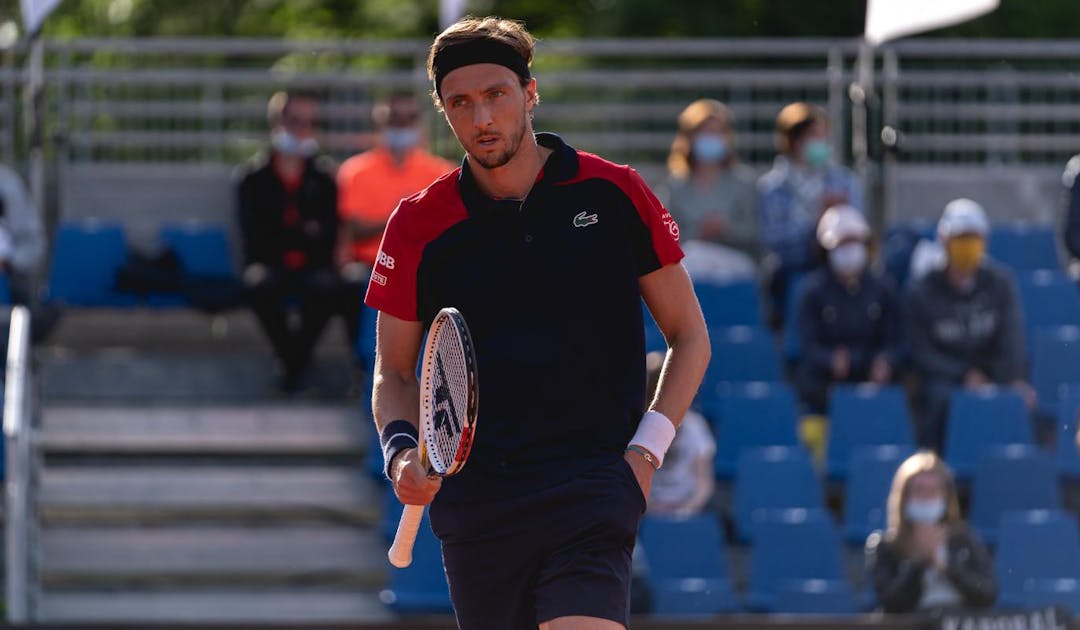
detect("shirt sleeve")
[623,166,685,275]
[363,201,420,322]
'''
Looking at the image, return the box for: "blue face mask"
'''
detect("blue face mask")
[905,498,946,524]
[692,133,728,164]
[802,139,832,168]
[385,127,419,152]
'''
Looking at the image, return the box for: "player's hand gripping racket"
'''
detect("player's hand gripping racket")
[388,307,479,568]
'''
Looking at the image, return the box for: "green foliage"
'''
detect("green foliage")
[5,0,1078,40]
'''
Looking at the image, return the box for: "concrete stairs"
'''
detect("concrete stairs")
[27,308,395,622]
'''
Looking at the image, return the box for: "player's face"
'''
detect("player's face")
[440,64,536,170]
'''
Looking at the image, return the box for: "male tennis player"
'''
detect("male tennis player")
[367,16,710,630]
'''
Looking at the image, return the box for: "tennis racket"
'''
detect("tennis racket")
[388,307,479,568]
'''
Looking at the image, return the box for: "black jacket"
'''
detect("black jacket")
[235,151,339,271]
[865,527,997,614]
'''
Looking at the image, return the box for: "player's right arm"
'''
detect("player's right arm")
[372,311,442,505]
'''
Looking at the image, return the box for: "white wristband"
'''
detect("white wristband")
[629,410,676,468]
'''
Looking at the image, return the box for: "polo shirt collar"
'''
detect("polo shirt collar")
[458,132,579,216]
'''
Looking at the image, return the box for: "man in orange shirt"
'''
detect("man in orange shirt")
[337,93,455,268]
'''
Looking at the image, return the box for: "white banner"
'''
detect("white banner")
[865,0,999,46]
[19,0,62,35]
[440,0,467,29]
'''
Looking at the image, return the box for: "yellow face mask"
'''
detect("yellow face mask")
[946,235,985,273]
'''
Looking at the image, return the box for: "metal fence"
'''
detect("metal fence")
[3,37,1080,226]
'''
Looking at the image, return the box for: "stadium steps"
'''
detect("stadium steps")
[31,404,392,622]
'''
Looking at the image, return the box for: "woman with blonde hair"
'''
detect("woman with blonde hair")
[661,99,759,261]
[865,451,996,613]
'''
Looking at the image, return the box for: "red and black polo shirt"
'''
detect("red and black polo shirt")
[366,132,683,502]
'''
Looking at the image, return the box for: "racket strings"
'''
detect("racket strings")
[425,325,471,473]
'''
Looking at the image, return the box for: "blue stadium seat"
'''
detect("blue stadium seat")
[379,511,453,614]
[1016,270,1080,338]
[356,305,379,367]
[842,445,914,545]
[773,579,857,615]
[747,509,847,612]
[944,388,1033,480]
[969,445,1062,544]
[1031,326,1080,417]
[643,301,666,354]
[711,382,799,478]
[733,446,824,543]
[638,515,739,615]
[694,280,763,328]
[826,385,915,479]
[783,272,807,361]
[703,326,782,394]
[995,510,1080,611]
[1057,388,1080,480]
[47,220,135,306]
[0,274,11,304]
[159,222,234,277]
[1015,582,1080,616]
[988,224,1060,272]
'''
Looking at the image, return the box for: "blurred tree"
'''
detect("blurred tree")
[1,0,1076,40]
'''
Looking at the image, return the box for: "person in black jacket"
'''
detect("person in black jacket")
[866,451,997,613]
[236,90,340,393]
[795,205,902,413]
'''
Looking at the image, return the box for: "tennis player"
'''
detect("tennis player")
[367,16,710,630]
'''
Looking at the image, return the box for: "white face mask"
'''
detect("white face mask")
[272,130,319,158]
[905,498,946,524]
[828,241,868,276]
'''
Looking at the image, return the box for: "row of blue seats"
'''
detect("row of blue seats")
[888,221,1064,275]
[47,220,233,307]
[700,379,1079,482]
[682,319,1080,431]
[381,505,1080,616]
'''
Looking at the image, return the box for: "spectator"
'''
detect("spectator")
[236,90,340,394]
[758,103,862,326]
[0,163,45,304]
[661,99,758,261]
[795,205,902,413]
[337,92,454,270]
[643,351,715,517]
[906,199,1030,450]
[1062,154,1080,269]
[866,451,996,613]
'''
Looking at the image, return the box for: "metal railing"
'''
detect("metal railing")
[4,305,36,623]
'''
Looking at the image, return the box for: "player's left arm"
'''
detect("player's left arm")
[640,264,710,427]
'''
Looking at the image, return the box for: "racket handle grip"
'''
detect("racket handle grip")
[388,504,425,568]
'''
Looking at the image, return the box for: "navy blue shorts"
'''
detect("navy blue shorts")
[429,457,646,630]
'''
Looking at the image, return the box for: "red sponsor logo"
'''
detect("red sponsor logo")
[662,212,680,241]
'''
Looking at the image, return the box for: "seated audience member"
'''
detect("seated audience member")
[795,205,901,413]
[0,163,45,304]
[236,90,340,394]
[905,199,1030,450]
[866,451,996,613]
[337,92,454,270]
[661,99,759,262]
[1063,154,1080,268]
[758,102,862,327]
[643,351,715,517]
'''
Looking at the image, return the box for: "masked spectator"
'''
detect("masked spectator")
[795,205,902,413]
[0,163,45,305]
[236,90,340,394]
[866,451,996,613]
[758,103,862,327]
[906,199,1030,450]
[662,99,758,263]
[1062,154,1080,269]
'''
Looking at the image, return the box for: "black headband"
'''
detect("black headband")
[432,38,531,98]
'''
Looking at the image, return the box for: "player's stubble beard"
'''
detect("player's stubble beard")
[466,102,530,171]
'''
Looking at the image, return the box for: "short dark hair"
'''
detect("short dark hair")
[266,89,320,127]
[372,91,419,129]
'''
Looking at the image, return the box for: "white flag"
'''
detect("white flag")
[20,0,62,35]
[865,0,999,46]
[440,0,467,29]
